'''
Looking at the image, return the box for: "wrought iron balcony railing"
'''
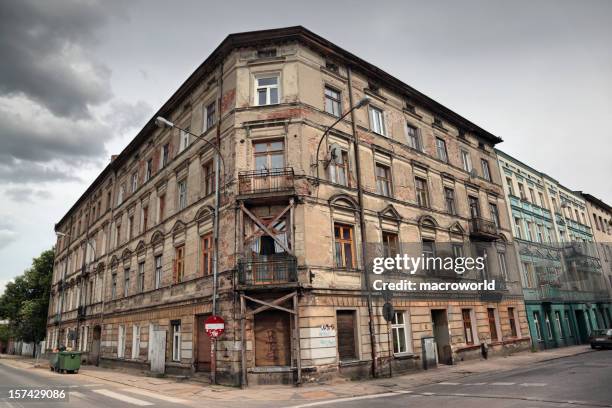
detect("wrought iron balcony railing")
[238,167,295,195]
[238,255,297,286]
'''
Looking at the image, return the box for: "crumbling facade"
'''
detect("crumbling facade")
[47,26,530,386]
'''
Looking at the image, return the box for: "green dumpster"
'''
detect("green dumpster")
[58,351,81,373]
[48,352,59,372]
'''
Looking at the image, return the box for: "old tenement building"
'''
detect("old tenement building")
[47,26,530,386]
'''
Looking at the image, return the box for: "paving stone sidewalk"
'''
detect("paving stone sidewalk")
[0,345,593,405]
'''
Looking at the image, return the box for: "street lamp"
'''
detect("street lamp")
[313,97,370,180]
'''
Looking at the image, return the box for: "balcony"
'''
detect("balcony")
[238,167,295,202]
[237,255,298,288]
[469,217,498,241]
[479,279,507,301]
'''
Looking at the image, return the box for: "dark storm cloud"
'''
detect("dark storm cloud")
[0,0,128,119]
[4,187,52,203]
[0,159,79,183]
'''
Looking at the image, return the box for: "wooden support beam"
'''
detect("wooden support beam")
[244,292,297,315]
[243,202,293,243]
[240,203,293,255]
[293,292,302,386]
[240,294,247,388]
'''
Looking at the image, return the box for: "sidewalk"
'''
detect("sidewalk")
[0,346,594,404]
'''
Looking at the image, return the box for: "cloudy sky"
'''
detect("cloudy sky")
[0,0,611,294]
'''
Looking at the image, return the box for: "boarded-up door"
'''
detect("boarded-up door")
[337,310,357,361]
[255,310,291,367]
[150,330,166,374]
[196,315,211,371]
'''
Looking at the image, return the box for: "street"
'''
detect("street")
[289,350,612,408]
[0,360,188,408]
[0,350,611,408]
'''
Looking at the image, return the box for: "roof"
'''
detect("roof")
[579,192,612,213]
[56,26,503,227]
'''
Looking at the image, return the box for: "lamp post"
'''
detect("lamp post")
[155,117,223,383]
[313,96,370,180]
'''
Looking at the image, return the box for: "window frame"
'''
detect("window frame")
[254,74,280,106]
[171,321,181,362]
[154,255,162,289]
[444,187,456,215]
[435,137,448,162]
[137,262,145,293]
[177,179,188,210]
[375,162,392,197]
[391,311,412,355]
[204,101,216,131]
[481,159,491,181]
[462,308,475,345]
[324,86,342,117]
[334,223,356,269]
[415,177,429,208]
[368,105,386,136]
[200,233,213,276]
[406,124,422,151]
[329,149,350,187]
[461,150,472,172]
[174,245,185,283]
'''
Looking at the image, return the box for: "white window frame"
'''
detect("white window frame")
[254,74,280,106]
[435,137,448,162]
[461,150,472,172]
[118,325,125,358]
[369,106,386,136]
[160,143,169,169]
[154,255,162,289]
[132,325,141,359]
[172,322,181,362]
[324,86,341,117]
[391,311,412,355]
[533,312,543,341]
[545,313,553,339]
[554,311,563,339]
[179,129,190,152]
[498,252,508,280]
[481,159,491,181]
[177,179,188,210]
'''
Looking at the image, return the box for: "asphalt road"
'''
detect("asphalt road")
[285,350,612,408]
[0,360,188,408]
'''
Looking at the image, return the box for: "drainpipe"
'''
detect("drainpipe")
[347,66,379,377]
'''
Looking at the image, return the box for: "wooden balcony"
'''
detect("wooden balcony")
[237,167,295,203]
[469,217,499,241]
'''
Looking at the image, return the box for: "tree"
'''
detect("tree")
[0,249,54,345]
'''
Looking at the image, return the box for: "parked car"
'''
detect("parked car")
[588,329,612,349]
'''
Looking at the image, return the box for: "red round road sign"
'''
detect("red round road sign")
[205,315,225,338]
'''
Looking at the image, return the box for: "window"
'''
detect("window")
[462,309,474,345]
[132,325,140,359]
[179,127,190,152]
[115,223,121,247]
[382,231,399,258]
[489,203,500,228]
[117,184,125,206]
[123,268,130,297]
[171,320,181,362]
[525,221,533,241]
[508,307,517,337]
[117,325,125,358]
[128,215,134,240]
[174,245,185,283]
[498,252,508,280]
[131,172,138,193]
[564,311,572,336]
[154,255,162,289]
[554,311,563,339]
[481,159,491,181]
[551,197,558,212]
[375,163,392,197]
[329,149,350,186]
[255,76,279,105]
[137,262,145,293]
[444,187,456,215]
[538,192,545,208]
[435,138,448,162]
[203,160,215,196]
[406,125,421,151]
[422,239,435,272]
[177,179,188,210]
[461,150,472,172]
[145,159,152,182]
[369,106,385,135]
[200,233,213,276]
[111,273,117,299]
[334,223,355,268]
[204,102,216,131]
[106,191,112,210]
[160,143,169,169]
[506,177,514,196]
[324,87,341,117]
[545,313,553,339]
[468,196,480,218]
[391,311,411,354]
[515,217,523,239]
[254,140,284,170]
[537,225,544,243]
[415,177,429,207]
[158,194,166,222]
[529,188,536,203]
[487,308,499,342]
[518,183,526,200]
[141,206,148,232]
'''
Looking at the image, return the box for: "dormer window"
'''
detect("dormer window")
[433,117,444,127]
[257,48,277,59]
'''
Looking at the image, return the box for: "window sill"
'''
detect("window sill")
[393,352,417,360]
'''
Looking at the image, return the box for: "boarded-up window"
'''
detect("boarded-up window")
[254,310,291,367]
[336,310,357,361]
